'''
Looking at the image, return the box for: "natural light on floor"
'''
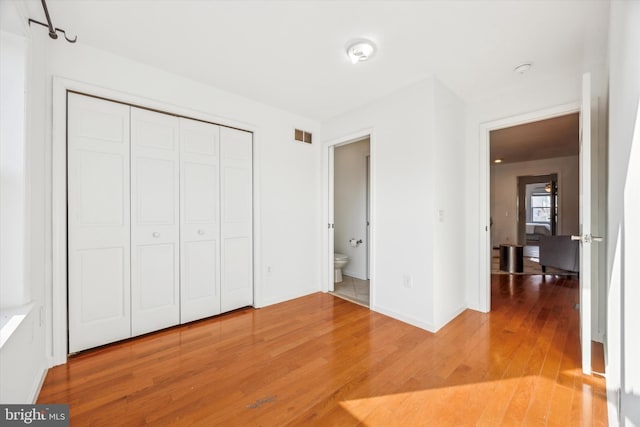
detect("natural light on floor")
[339,370,595,425]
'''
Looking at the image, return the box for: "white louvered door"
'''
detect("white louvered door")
[68,93,131,353]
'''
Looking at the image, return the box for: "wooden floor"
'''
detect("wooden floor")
[38,274,608,426]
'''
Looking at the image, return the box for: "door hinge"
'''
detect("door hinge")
[328,223,334,229]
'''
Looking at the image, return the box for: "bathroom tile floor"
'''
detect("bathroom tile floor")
[331,275,370,307]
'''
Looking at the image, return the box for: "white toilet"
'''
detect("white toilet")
[334,253,349,283]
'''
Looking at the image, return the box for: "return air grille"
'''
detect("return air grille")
[294,129,312,144]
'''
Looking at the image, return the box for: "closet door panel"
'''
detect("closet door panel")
[220,127,253,312]
[136,158,176,223]
[131,108,180,336]
[136,244,176,308]
[68,93,131,353]
[180,118,221,323]
[183,240,217,304]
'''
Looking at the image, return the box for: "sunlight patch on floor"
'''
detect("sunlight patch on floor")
[339,377,528,425]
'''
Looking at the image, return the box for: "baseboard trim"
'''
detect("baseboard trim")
[434,306,467,332]
[257,287,319,309]
[29,366,47,404]
[371,304,434,332]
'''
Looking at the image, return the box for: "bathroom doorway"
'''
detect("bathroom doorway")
[327,135,371,307]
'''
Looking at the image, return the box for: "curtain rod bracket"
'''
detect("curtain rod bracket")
[28,0,77,44]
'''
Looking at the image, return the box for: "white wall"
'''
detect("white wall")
[607,1,640,425]
[334,138,369,280]
[0,1,48,404]
[323,77,466,332]
[0,307,47,403]
[490,155,579,246]
[432,79,467,329]
[0,30,27,308]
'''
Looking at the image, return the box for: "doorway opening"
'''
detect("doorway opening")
[329,137,370,307]
[481,74,607,378]
[489,113,579,276]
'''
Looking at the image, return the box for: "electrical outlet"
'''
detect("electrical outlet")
[403,275,413,289]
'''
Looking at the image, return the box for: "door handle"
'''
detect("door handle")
[197,229,205,235]
[571,234,604,243]
[152,232,160,238]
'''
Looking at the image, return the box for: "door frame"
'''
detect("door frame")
[366,154,371,280]
[478,102,580,313]
[51,77,260,365]
[321,129,374,299]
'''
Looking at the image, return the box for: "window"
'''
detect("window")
[531,194,551,223]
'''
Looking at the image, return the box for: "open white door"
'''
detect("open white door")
[574,72,602,375]
[328,145,335,292]
[219,127,254,312]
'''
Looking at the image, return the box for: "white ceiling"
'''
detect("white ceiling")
[25,0,609,121]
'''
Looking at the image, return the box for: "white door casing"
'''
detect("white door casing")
[366,154,371,280]
[220,127,253,312]
[130,107,181,336]
[328,145,335,292]
[67,93,132,353]
[180,118,222,323]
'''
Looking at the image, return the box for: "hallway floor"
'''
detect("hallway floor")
[331,275,370,306]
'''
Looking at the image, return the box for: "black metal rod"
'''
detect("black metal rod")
[27,0,77,43]
[40,0,58,39]
[55,28,77,43]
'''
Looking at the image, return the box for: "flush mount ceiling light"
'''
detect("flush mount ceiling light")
[346,39,377,64]
[513,62,533,74]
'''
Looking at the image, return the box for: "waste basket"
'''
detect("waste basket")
[499,244,524,273]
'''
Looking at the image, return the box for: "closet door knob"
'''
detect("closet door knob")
[197,229,205,235]
[152,232,160,238]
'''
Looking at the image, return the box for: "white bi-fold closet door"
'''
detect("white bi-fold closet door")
[68,93,253,353]
[67,94,132,353]
[130,108,180,336]
[179,118,221,323]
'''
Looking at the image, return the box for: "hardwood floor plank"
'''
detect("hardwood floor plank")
[37,275,607,426]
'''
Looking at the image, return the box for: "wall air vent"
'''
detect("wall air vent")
[294,129,312,144]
